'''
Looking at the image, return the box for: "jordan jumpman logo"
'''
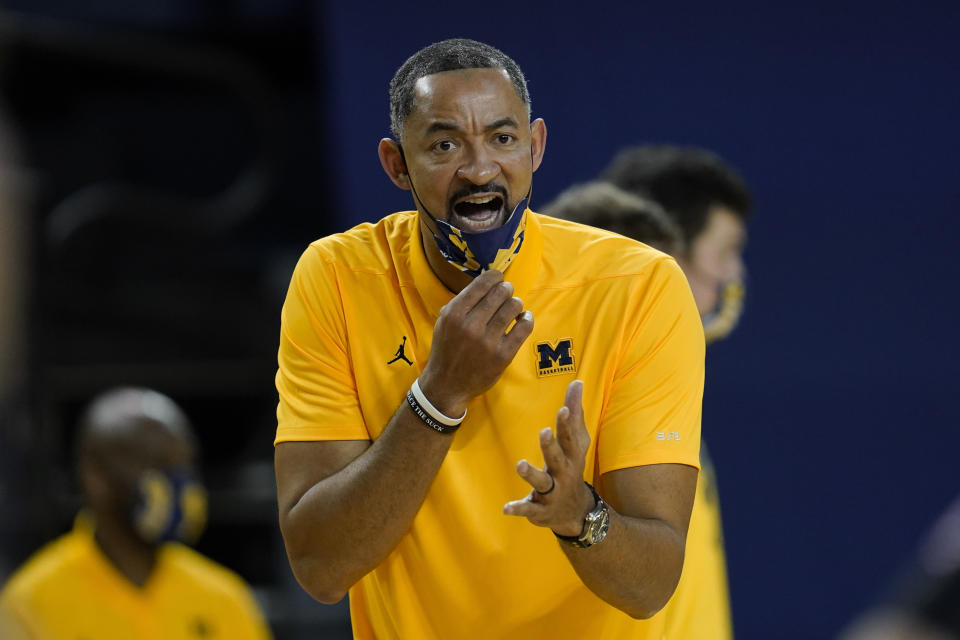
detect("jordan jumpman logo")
[387,336,413,366]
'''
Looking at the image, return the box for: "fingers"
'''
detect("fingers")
[538,426,568,474]
[502,310,534,353]
[564,379,584,421]
[557,380,590,458]
[502,496,549,524]
[466,278,514,322]
[444,269,504,316]
[504,384,592,532]
[425,269,536,406]
[446,271,531,346]
[488,295,524,334]
[515,458,553,494]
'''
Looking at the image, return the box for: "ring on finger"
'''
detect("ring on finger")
[536,475,556,496]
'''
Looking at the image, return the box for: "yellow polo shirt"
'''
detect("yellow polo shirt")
[275,210,704,639]
[658,444,733,639]
[0,517,272,640]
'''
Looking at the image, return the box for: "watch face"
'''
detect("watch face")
[581,499,610,546]
[591,509,610,542]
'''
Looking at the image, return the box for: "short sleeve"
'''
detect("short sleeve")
[275,245,370,444]
[596,258,704,474]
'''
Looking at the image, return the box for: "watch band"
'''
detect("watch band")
[554,482,609,548]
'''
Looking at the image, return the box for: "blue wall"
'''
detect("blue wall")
[317,2,960,637]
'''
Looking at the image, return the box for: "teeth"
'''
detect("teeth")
[461,195,497,205]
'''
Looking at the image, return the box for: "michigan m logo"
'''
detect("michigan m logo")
[536,338,577,377]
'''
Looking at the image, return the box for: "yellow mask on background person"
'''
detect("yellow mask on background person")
[703,279,745,344]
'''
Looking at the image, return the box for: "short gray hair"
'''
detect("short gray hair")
[388,38,531,140]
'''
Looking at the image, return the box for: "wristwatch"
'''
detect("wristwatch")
[554,482,610,548]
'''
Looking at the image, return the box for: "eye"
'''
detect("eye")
[433,139,457,153]
[495,133,515,145]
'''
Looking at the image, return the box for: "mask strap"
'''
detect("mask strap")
[397,145,442,227]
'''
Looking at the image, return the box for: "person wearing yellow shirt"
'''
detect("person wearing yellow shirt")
[0,387,272,640]
[546,146,753,639]
[274,39,705,639]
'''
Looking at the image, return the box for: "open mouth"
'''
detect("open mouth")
[450,193,506,233]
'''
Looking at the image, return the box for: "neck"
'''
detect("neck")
[93,512,159,588]
[419,218,474,294]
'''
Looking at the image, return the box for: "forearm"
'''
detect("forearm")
[279,402,454,602]
[278,269,532,603]
[560,508,686,619]
[502,385,695,619]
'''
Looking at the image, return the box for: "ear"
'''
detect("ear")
[79,458,113,510]
[530,118,547,174]
[378,138,411,190]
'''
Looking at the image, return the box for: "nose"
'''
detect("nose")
[456,144,500,185]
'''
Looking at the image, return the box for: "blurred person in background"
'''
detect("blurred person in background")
[602,145,752,344]
[546,145,753,639]
[839,494,960,640]
[540,181,683,255]
[0,387,272,640]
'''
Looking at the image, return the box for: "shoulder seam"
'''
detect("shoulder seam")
[530,255,676,293]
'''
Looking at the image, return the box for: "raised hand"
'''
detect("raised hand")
[503,379,595,536]
[418,269,534,417]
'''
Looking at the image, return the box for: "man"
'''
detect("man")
[588,144,753,639]
[274,39,704,639]
[0,388,272,640]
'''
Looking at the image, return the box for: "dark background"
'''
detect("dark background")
[1,1,958,639]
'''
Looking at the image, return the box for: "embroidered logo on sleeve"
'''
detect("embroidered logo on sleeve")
[535,338,577,377]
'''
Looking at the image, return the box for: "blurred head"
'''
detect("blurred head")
[542,181,683,256]
[378,39,546,284]
[601,145,752,318]
[77,388,207,547]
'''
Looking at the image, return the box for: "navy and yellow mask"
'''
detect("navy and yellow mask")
[132,468,207,545]
[431,197,528,277]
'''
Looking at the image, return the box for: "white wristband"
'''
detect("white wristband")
[410,378,466,426]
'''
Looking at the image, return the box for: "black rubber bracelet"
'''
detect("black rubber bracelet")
[405,390,460,434]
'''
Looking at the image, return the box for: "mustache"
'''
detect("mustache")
[448,183,508,208]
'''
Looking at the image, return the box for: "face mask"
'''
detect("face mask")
[702,278,745,344]
[132,468,207,545]
[431,198,528,277]
[398,144,532,277]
